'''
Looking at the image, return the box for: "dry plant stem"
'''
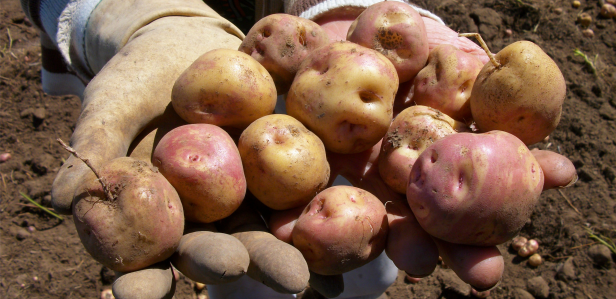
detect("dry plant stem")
[458,33,501,68]
[56,138,114,201]
[558,189,581,215]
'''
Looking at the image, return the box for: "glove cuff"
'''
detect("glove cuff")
[284,0,445,25]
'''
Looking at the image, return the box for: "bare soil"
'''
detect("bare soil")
[1,0,615,298]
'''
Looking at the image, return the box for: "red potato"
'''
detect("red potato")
[152,124,246,223]
[379,105,469,194]
[171,49,277,130]
[292,186,389,275]
[238,114,330,210]
[72,157,184,272]
[469,41,566,145]
[286,41,398,154]
[347,1,429,83]
[238,14,330,94]
[407,131,544,246]
[412,44,484,122]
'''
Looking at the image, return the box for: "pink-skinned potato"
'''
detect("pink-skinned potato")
[171,49,277,130]
[412,44,484,122]
[286,41,398,154]
[379,105,469,194]
[407,131,544,246]
[72,157,184,272]
[152,124,246,223]
[469,41,566,145]
[292,186,389,275]
[347,1,429,83]
[238,114,330,210]
[238,14,330,94]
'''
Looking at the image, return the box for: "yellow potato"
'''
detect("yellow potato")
[238,114,330,210]
[171,49,277,130]
[286,41,398,154]
[470,41,566,145]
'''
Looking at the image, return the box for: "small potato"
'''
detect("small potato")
[73,158,184,272]
[292,186,389,275]
[470,41,566,145]
[171,49,277,130]
[412,44,484,122]
[239,14,330,94]
[152,124,246,223]
[407,131,544,246]
[238,114,330,210]
[379,106,468,194]
[286,41,398,154]
[347,1,429,83]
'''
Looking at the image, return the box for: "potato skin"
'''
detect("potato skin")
[238,114,330,210]
[407,131,544,246]
[292,186,389,275]
[412,44,484,122]
[238,14,330,94]
[73,157,184,272]
[286,41,398,154]
[379,105,468,194]
[171,49,277,129]
[470,41,566,145]
[152,124,246,223]
[347,1,429,83]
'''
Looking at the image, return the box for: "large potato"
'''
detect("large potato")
[412,44,484,122]
[152,124,246,223]
[239,14,330,94]
[286,41,398,154]
[407,131,544,246]
[379,105,468,194]
[171,49,277,130]
[73,157,184,272]
[470,41,566,145]
[292,186,389,275]
[347,1,429,83]
[238,114,330,210]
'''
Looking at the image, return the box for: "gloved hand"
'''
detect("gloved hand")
[48,0,311,298]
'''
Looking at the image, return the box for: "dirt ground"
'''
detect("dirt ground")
[1,0,615,298]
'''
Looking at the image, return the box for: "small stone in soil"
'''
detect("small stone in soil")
[512,288,534,299]
[526,276,550,299]
[33,108,46,120]
[556,258,576,281]
[10,226,31,240]
[437,270,470,296]
[588,244,613,268]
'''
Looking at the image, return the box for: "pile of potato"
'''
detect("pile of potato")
[72,1,576,295]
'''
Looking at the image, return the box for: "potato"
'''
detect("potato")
[407,131,544,246]
[412,44,484,122]
[238,114,330,210]
[152,124,246,223]
[379,105,468,194]
[238,14,330,94]
[292,186,389,275]
[72,157,184,272]
[469,41,566,145]
[286,41,398,154]
[347,1,429,83]
[171,49,277,130]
